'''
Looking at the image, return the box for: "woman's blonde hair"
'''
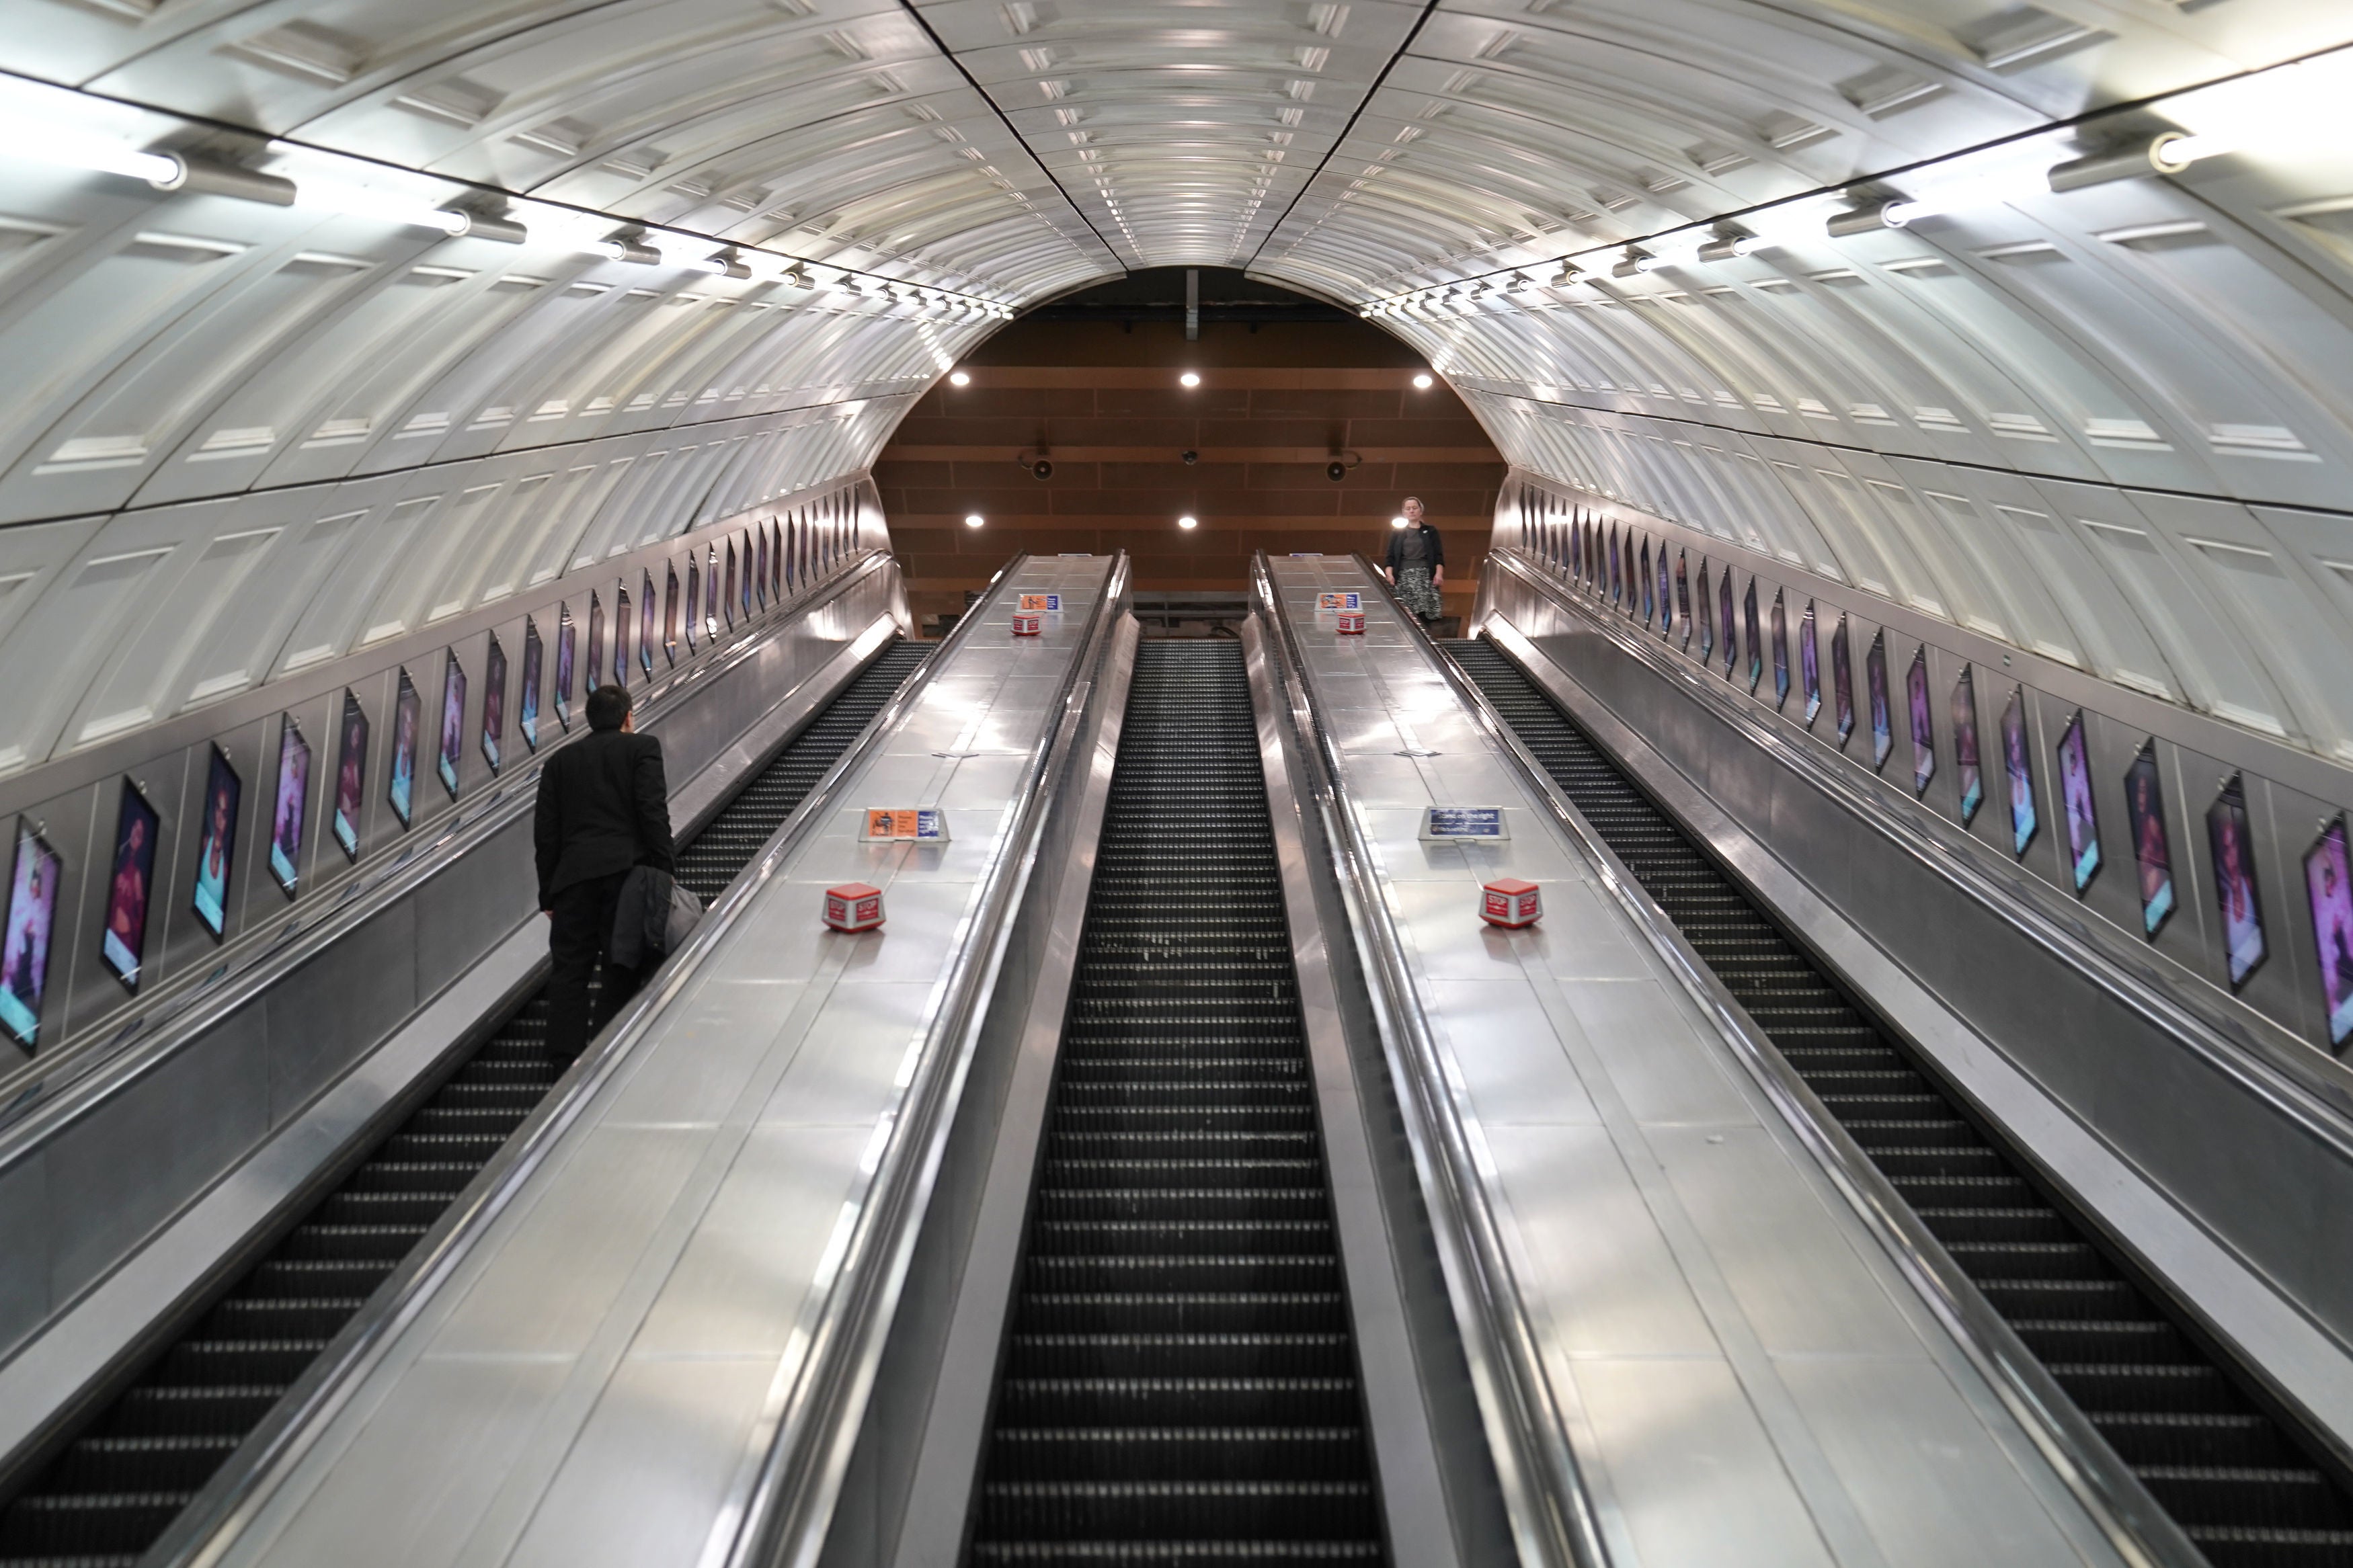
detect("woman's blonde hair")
[1401,495,1425,511]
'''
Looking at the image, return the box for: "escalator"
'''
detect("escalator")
[965,641,1384,1565]
[1442,636,2353,1568]
[0,638,932,1568]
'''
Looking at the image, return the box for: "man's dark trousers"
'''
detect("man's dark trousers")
[546,869,641,1063]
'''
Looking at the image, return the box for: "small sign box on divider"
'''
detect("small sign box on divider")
[1316,591,1363,611]
[862,808,951,842]
[1420,806,1509,842]
[1017,593,1063,612]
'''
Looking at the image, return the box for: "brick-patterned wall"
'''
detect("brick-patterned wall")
[875,318,1505,623]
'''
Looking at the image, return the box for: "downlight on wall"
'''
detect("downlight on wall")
[1412,373,1433,389]
[1179,372,1201,388]
[949,371,971,386]
[964,513,985,528]
[1176,515,1199,530]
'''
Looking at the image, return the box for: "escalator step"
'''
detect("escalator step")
[969,643,1380,1563]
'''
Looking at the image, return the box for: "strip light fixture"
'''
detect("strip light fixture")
[1369,42,2352,309]
[0,87,1011,311]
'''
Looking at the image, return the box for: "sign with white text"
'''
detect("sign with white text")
[1420,806,1509,841]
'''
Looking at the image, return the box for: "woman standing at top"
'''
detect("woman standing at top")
[1384,495,1445,624]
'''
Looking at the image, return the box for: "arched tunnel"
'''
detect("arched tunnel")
[0,3,2350,1565]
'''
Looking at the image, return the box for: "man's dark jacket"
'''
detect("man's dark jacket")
[534,730,676,909]
[1384,523,1445,575]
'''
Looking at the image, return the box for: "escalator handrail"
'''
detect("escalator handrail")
[148,552,1129,1568]
[1249,553,1610,1568]
[1374,559,2206,1568]
[0,549,896,1161]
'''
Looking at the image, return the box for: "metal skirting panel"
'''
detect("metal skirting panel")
[0,562,907,1488]
[1478,559,2353,1467]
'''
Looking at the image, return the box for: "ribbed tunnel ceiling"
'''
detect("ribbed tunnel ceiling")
[2,0,2353,774]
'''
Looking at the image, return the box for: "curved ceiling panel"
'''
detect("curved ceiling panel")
[0,0,2347,771]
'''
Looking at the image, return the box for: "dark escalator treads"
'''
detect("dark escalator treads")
[0,641,933,1567]
[966,642,1384,1567]
[1441,636,2353,1568]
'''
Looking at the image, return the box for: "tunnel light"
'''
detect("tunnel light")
[2151,52,2351,170]
[1634,235,1705,272]
[294,179,471,235]
[964,513,985,528]
[1177,515,1199,530]
[1412,372,1433,389]
[1179,371,1201,387]
[5,120,179,183]
[949,370,971,386]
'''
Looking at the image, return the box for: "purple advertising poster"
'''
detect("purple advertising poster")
[1769,591,1789,710]
[482,634,506,774]
[333,691,368,857]
[520,620,542,752]
[1865,630,1890,770]
[1831,616,1853,745]
[2207,776,2264,987]
[586,595,604,701]
[102,780,160,991]
[2303,818,2353,1045]
[269,715,309,895]
[1,821,61,1047]
[389,669,420,827]
[436,649,466,800]
[1717,567,1736,677]
[2056,711,2100,892]
[1696,563,1714,663]
[612,586,631,686]
[553,609,575,733]
[1906,647,1934,795]
[2001,687,2037,856]
[190,744,240,939]
[1950,667,1982,826]
[2125,743,2173,938]
[1800,603,1819,725]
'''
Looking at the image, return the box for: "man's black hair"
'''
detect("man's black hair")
[586,684,633,733]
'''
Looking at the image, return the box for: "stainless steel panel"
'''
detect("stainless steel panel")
[1423,979,1599,1128]
[631,1125,869,1359]
[1572,1358,1835,1568]
[504,1356,775,1568]
[46,1001,268,1305]
[262,903,418,1118]
[1477,1124,1716,1358]
[429,1124,710,1359]
[1562,980,1752,1129]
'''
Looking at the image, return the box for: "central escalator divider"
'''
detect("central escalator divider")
[0,639,934,1568]
[967,641,1384,1565]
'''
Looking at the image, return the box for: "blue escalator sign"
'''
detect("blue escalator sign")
[1421,807,1508,841]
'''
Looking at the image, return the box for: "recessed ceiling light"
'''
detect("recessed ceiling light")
[949,370,971,386]
[964,513,984,528]
[1412,372,1433,389]
[1177,515,1199,530]
[1179,371,1201,388]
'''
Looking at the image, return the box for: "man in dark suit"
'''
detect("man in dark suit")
[536,684,675,1062]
